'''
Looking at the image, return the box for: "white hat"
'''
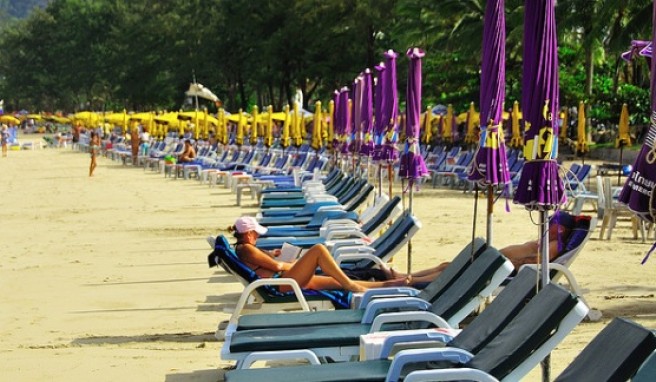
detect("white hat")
[235,216,267,235]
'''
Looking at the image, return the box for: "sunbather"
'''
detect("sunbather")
[383,212,576,281]
[178,139,196,163]
[229,216,408,293]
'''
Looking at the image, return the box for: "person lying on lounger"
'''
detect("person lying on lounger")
[382,212,575,282]
[229,216,408,293]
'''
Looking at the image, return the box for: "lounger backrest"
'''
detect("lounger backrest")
[552,213,595,282]
[360,212,420,266]
[412,246,508,328]
[344,184,374,212]
[466,283,579,380]
[448,267,539,354]
[360,196,401,235]
[554,317,656,382]
[417,237,487,303]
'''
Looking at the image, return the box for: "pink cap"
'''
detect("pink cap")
[235,216,267,235]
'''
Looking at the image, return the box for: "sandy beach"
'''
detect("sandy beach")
[1,136,654,381]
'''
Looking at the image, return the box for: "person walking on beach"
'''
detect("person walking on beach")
[89,132,100,176]
[1,124,8,157]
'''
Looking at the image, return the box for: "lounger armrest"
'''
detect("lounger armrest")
[323,229,367,241]
[307,195,338,203]
[379,331,459,358]
[361,297,431,323]
[386,348,474,382]
[227,278,310,326]
[370,311,451,332]
[239,350,321,370]
[334,253,384,267]
[315,205,345,213]
[331,243,374,258]
[404,369,499,382]
[358,287,421,308]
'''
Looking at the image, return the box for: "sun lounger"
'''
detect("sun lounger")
[229,238,490,333]
[220,247,514,365]
[223,272,588,381]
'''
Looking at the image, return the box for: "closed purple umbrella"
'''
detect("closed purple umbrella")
[397,47,428,274]
[351,77,362,156]
[380,50,399,197]
[338,88,351,157]
[513,1,564,379]
[399,47,429,183]
[372,62,386,162]
[618,2,656,264]
[468,0,511,245]
[359,69,374,158]
[373,62,386,195]
[380,50,400,163]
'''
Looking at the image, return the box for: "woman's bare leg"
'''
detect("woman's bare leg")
[284,244,406,292]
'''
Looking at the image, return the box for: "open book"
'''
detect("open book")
[278,242,306,263]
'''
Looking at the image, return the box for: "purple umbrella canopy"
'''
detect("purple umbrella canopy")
[618,3,656,263]
[468,0,510,190]
[399,48,429,181]
[379,50,400,163]
[513,0,565,211]
[331,90,342,153]
[351,77,362,155]
[372,62,386,162]
[359,69,375,157]
[621,40,652,62]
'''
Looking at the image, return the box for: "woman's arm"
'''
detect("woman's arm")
[239,244,290,272]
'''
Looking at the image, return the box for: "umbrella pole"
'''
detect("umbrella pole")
[378,163,383,197]
[618,145,624,186]
[487,184,494,246]
[539,210,551,382]
[407,179,413,274]
[388,162,394,197]
[472,186,479,261]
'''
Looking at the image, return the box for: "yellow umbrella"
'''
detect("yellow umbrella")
[73,111,99,128]
[421,106,433,144]
[442,104,454,142]
[154,112,178,137]
[464,102,479,144]
[281,104,291,149]
[0,115,20,125]
[236,109,246,146]
[576,101,589,155]
[291,102,303,147]
[217,109,228,145]
[509,101,523,148]
[311,101,323,150]
[264,105,274,148]
[616,103,631,148]
[105,110,129,134]
[326,100,334,144]
[250,105,259,145]
[26,113,42,121]
[559,107,568,142]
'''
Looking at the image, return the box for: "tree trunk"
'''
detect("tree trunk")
[585,46,594,144]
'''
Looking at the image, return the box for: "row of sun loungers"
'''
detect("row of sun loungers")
[64,133,656,381]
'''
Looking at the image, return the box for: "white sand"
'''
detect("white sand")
[1,136,654,381]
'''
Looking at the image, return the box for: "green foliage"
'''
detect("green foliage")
[0,0,653,128]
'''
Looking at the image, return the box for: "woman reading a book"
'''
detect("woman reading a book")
[229,216,407,293]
